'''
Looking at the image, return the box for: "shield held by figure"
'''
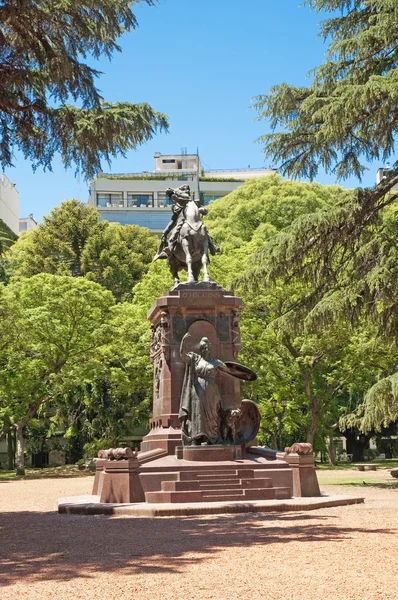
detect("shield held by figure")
[223,361,257,381]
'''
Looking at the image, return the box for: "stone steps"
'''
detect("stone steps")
[144,465,292,504]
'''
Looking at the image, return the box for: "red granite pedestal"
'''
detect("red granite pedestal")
[91,283,322,508]
[140,283,243,455]
[93,445,296,504]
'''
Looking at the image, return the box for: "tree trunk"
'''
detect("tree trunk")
[302,369,318,446]
[7,430,15,470]
[327,437,336,466]
[306,400,319,446]
[15,425,25,476]
[344,428,370,462]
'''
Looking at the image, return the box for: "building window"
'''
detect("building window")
[19,221,28,231]
[162,159,176,164]
[157,192,172,206]
[127,193,154,208]
[97,193,123,207]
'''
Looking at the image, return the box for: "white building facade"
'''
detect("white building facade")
[0,174,19,235]
[19,214,38,234]
[89,153,276,233]
[376,164,398,191]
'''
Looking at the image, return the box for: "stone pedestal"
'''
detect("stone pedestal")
[141,283,242,454]
[95,458,145,504]
[283,453,321,497]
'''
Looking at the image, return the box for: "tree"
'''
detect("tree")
[0,218,16,255]
[0,218,17,282]
[8,199,156,300]
[51,301,156,460]
[255,0,398,182]
[251,1,398,432]
[0,0,168,177]
[235,187,398,433]
[9,200,102,277]
[0,274,114,474]
[82,222,157,302]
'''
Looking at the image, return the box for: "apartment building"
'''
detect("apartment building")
[88,152,276,232]
[19,214,38,234]
[0,174,19,236]
[376,164,398,190]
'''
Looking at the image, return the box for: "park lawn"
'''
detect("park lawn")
[316,458,398,471]
[0,465,93,481]
[317,464,398,488]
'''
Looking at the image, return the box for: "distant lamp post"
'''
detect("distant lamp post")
[271,398,288,451]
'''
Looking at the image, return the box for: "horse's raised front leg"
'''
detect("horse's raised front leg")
[168,257,180,287]
[181,237,195,282]
[202,237,210,282]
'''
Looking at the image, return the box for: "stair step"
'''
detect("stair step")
[145,487,291,504]
[201,494,247,501]
[179,470,239,481]
[244,488,276,500]
[145,490,203,504]
[237,469,255,479]
[198,481,243,490]
[196,475,240,482]
[162,480,200,492]
[202,489,277,501]
[203,489,245,497]
[274,487,291,499]
[241,478,273,489]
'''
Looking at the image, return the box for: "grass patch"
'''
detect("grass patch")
[318,477,398,489]
[316,459,398,471]
[0,465,93,481]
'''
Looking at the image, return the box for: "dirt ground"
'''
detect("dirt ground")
[0,474,397,600]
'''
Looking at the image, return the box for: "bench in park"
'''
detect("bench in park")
[354,464,377,471]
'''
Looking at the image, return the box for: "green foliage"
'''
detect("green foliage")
[0,274,114,441]
[0,219,17,255]
[83,438,114,459]
[199,177,245,183]
[2,176,396,459]
[9,200,102,277]
[82,223,157,302]
[43,290,157,458]
[341,372,398,434]
[8,199,156,301]
[0,218,17,283]
[0,0,168,177]
[232,192,398,434]
[255,0,398,181]
[98,175,192,181]
[236,180,398,342]
[206,174,350,249]
[251,0,398,398]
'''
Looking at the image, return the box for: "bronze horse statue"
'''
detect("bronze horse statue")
[154,186,218,286]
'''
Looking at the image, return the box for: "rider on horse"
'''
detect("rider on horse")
[154,185,219,260]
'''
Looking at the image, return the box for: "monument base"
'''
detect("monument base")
[91,444,322,505]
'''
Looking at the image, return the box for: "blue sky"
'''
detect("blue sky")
[7,0,380,221]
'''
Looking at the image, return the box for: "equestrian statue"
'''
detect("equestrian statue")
[154,185,219,286]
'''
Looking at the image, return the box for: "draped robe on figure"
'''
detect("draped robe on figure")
[179,352,226,445]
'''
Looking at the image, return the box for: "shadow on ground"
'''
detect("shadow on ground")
[0,510,395,586]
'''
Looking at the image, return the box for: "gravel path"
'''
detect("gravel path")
[0,475,397,600]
